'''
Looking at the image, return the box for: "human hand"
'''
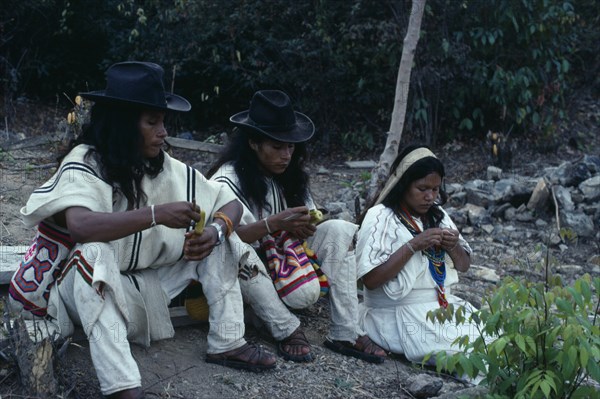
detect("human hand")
[270,206,311,233]
[410,228,444,251]
[154,201,202,229]
[183,227,218,260]
[288,223,317,240]
[440,228,460,252]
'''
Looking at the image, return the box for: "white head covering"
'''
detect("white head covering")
[374,147,437,205]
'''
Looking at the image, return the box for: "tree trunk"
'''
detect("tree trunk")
[367,0,426,200]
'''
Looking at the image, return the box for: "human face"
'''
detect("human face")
[400,172,442,217]
[139,110,167,158]
[250,138,295,176]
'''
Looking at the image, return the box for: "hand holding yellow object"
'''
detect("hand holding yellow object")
[309,209,323,224]
[191,198,206,234]
[194,210,206,234]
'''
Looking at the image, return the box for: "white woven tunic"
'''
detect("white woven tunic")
[356,204,478,362]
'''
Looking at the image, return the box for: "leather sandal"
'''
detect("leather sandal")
[324,335,387,364]
[104,387,145,399]
[206,342,276,371]
[277,327,314,362]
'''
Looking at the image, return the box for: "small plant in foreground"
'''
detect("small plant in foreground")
[427,274,600,398]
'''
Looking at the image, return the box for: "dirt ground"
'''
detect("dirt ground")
[1,92,599,398]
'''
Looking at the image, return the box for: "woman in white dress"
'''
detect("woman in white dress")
[356,144,479,364]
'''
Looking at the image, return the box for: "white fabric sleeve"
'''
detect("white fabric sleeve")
[356,205,428,301]
[20,145,113,227]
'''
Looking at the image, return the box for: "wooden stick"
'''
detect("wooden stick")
[550,185,561,232]
[165,136,223,154]
[171,65,177,93]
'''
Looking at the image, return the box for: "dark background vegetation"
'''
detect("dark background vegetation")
[1,0,598,156]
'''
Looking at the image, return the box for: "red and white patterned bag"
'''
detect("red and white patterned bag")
[9,221,74,316]
[261,231,321,309]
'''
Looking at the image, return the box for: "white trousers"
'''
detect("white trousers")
[55,243,246,395]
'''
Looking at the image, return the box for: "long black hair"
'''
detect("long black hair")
[207,127,310,212]
[360,144,448,227]
[62,103,164,208]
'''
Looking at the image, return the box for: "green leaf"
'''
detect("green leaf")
[567,287,584,307]
[494,336,508,356]
[529,380,542,398]
[579,278,592,303]
[459,118,473,130]
[459,355,474,378]
[530,24,536,34]
[580,347,589,368]
[511,15,519,32]
[470,354,487,375]
[540,380,551,398]
[515,334,527,353]
[544,371,559,391]
[587,356,600,381]
[568,346,578,365]
[571,386,600,399]
[446,353,459,373]
[525,335,537,353]
[524,369,544,389]
[555,298,574,315]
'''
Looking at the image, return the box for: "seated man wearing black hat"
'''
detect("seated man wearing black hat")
[9,62,276,399]
[208,90,387,365]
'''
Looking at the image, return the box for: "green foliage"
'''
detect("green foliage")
[427,274,600,398]
[414,0,581,141]
[559,227,578,244]
[0,1,114,97]
[107,0,401,149]
[1,0,598,152]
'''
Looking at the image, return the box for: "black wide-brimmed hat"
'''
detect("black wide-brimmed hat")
[230,90,314,143]
[80,61,191,112]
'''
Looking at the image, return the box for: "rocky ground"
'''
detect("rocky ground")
[0,93,599,398]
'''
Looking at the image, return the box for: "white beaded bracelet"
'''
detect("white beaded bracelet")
[150,204,157,227]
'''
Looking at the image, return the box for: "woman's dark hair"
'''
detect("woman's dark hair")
[207,127,310,211]
[61,103,164,208]
[359,144,447,227]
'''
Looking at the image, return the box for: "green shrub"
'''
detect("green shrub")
[413,0,581,142]
[2,0,599,151]
[427,274,600,398]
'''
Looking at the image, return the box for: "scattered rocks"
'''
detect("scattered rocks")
[579,175,600,202]
[407,374,444,398]
[469,264,501,283]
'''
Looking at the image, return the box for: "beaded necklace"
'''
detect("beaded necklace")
[397,206,448,308]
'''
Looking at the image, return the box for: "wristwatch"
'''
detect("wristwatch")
[209,222,225,246]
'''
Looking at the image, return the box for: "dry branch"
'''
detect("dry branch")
[368,0,427,200]
[165,136,223,154]
[7,316,58,398]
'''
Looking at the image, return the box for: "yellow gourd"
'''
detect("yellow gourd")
[194,210,206,234]
[309,209,323,224]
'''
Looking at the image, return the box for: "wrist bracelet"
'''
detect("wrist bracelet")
[214,211,234,237]
[406,241,416,255]
[264,217,272,234]
[448,242,459,252]
[150,205,157,227]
